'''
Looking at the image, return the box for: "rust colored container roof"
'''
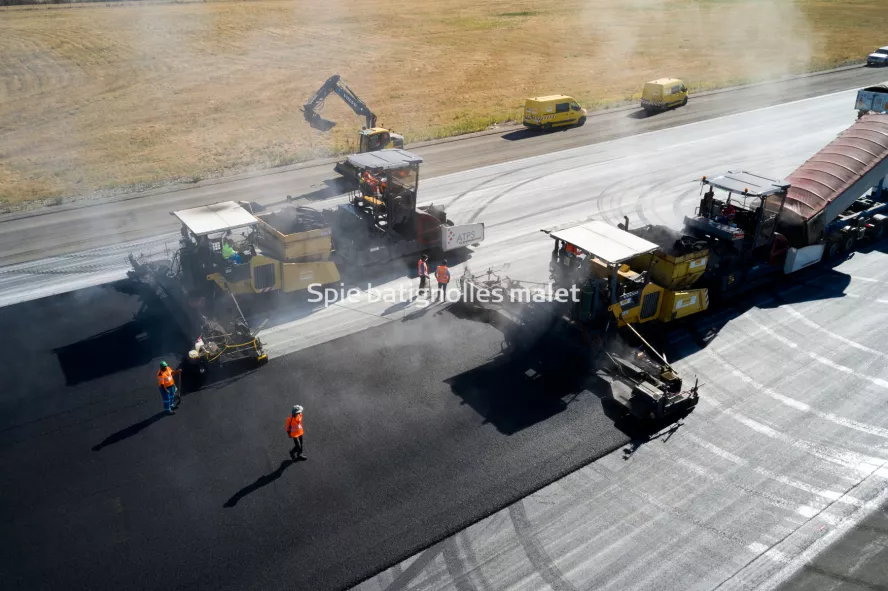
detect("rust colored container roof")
[784,114,888,221]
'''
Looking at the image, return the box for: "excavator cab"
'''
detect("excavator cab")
[359,128,404,153]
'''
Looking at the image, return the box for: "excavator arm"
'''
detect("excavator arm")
[302,74,378,132]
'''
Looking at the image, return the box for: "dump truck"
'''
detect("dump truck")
[678,113,888,299]
[530,112,888,327]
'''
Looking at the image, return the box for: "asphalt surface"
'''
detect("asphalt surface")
[355,250,888,591]
[0,281,628,591]
[4,66,888,591]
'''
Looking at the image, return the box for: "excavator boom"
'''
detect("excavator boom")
[302,74,378,132]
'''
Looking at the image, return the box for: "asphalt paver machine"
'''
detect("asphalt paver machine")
[457,219,702,421]
[127,202,269,372]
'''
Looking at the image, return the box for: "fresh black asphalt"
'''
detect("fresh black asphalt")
[0,281,630,591]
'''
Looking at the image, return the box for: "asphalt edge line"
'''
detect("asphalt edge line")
[329,435,630,591]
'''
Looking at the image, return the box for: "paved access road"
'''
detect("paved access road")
[0,65,885,267]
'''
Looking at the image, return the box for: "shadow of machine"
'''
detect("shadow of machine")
[53,280,190,386]
[445,303,591,435]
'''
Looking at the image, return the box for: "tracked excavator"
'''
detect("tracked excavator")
[301,74,404,178]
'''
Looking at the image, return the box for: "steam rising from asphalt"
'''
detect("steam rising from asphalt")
[581,0,813,88]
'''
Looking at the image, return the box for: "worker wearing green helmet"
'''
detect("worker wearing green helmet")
[156,361,182,414]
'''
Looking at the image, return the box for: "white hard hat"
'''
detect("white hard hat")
[293,405,303,414]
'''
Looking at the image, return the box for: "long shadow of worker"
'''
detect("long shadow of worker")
[223,459,296,508]
[91,412,168,451]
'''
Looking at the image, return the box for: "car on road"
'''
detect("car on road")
[523,95,587,130]
[867,46,888,67]
[641,78,688,113]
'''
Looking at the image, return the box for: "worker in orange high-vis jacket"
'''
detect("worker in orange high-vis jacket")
[417,254,430,296]
[156,361,182,414]
[286,405,306,460]
[435,259,451,301]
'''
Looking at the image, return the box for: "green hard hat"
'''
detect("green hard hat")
[160,361,168,368]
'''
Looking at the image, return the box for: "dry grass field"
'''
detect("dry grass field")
[1,0,887,206]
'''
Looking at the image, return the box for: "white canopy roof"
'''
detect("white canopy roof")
[547,220,658,265]
[173,201,259,236]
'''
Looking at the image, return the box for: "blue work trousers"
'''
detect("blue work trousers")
[159,385,177,411]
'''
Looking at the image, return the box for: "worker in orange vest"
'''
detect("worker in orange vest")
[417,254,429,296]
[286,405,306,460]
[156,361,182,414]
[435,259,451,301]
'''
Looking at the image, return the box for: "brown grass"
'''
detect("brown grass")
[1,0,886,206]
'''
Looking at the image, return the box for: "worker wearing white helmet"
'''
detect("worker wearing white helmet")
[286,405,306,461]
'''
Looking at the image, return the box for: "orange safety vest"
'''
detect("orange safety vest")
[436,265,450,283]
[418,260,428,276]
[157,367,175,388]
[286,413,304,438]
[566,243,579,255]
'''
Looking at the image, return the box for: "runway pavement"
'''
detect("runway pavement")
[352,248,888,591]
[4,69,888,591]
[0,280,628,591]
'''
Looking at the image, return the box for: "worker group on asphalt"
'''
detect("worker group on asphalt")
[155,360,308,462]
[417,254,450,300]
[151,251,450,450]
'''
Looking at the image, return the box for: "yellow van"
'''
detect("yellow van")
[523,95,587,130]
[640,78,688,113]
